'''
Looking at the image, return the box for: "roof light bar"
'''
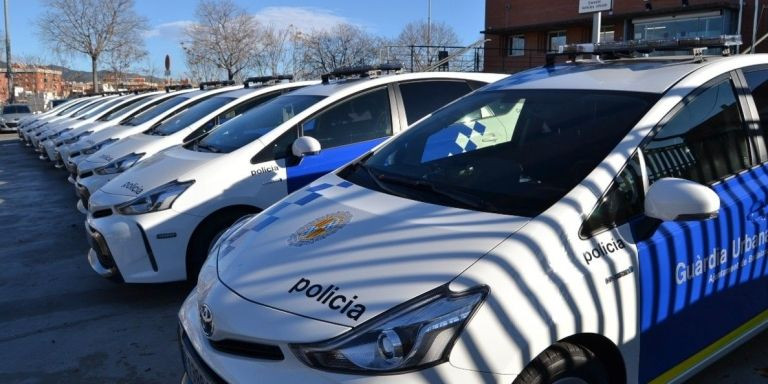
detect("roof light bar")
[165,84,193,93]
[321,63,403,84]
[547,35,742,66]
[198,80,236,91]
[243,75,293,88]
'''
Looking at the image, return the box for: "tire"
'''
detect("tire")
[513,342,610,384]
[186,210,254,281]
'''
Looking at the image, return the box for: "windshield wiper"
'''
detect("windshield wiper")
[376,173,498,212]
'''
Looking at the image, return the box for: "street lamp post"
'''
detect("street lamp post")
[3,0,13,104]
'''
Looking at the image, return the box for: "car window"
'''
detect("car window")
[78,97,128,120]
[643,78,750,185]
[3,105,30,114]
[302,87,392,149]
[580,78,753,237]
[71,98,112,117]
[743,68,768,144]
[145,96,235,136]
[581,154,645,237]
[342,89,657,217]
[122,96,190,126]
[251,127,299,163]
[98,95,154,122]
[399,80,472,124]
[193,94,324,153]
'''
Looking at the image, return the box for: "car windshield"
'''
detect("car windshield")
[56,99,93,116]
[71,98,114,118]
[341,89,657,217]
[77,97,127,120]
[98,94,157,122]
[122,95,190,126]
[3,105,30,114]
[145,96,235,136]
[193,94,324,153]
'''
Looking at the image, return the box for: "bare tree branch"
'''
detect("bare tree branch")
[37,0,148,93]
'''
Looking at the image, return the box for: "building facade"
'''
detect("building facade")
[483,0,768,73]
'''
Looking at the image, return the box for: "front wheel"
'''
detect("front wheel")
[186,210,256,281]
[513,342,610,384]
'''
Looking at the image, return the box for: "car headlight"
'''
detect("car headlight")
[291,285,487,374]
[61,131,92,145]
[115,180,194,215]
[94,153,145,175]
[82,138,118,155]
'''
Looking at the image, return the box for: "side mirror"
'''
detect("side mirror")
[645,178,720,221]
[292,136,321,157]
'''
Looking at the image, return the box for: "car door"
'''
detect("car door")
[583,73,767,382]
[285,86,397,192]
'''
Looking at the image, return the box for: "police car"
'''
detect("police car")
[74,77,317,212]
[18,96,97,139]
[61,87,196,179]
[16,97,80,140]
[84,67,506,284]
[40,92,162,165]
[24,95,110,149]
[179,37,768,383]
[60,82,236,175]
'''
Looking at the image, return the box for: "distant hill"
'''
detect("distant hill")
[0,61,164,83]
[45,65,165,84]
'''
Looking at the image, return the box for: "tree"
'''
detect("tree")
[37,0,148,93]
[102,44,148,85]
[183,0,262,81]
[396,20,460,71]
[297,23,385,78]
[257,25,292,77]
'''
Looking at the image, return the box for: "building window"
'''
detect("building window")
[548,30,567,52]
[508,35,525,56]
[633,11,724,40]
[600,25,615,42]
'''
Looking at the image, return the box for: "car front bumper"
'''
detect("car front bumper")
[86,200,196,283]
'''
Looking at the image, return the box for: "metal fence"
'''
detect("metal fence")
[381,45,486,73]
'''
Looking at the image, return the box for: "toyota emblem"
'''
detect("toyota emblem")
[199,303,214,337]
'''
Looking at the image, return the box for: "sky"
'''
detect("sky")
[7,0,486,76]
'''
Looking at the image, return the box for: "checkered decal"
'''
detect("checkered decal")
[218,180,354,257]
[421,121,488,163]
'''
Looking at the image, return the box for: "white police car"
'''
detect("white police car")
[84,67,506,284]
[18,97,97,142]
[26,96,113,149]
[60,83,235,174]
[40,93,161,165]
[74,77,317,212]
[179,38,768,383]
[61,88,196,179]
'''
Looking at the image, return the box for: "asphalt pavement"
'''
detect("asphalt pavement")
[0,132,766,383]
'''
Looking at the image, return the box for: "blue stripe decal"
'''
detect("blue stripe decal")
[337,181,353,188]
[270,201,292,214]
[638,165,768,382]
[251,215,279,232]
[286,138,387,193]
[293,192,322,206]
[306,183,333,192]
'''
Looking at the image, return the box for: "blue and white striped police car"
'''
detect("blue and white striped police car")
[178,37,768,383]
[84,66,506,284]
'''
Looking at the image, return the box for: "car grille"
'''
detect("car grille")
[208,338,284,361]
[79,170,93,179]
[92,209,112,219]
[86,225,115,270]
[6,121,18,128]
[179,329,226,384]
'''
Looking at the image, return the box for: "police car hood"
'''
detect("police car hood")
[100,145,218,198]
[80,124,132,148]
[217,174,528,327]
[85,133,164,166]
[60,121,101,141]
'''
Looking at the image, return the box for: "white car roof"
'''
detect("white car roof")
[487,56,737,94]
[290,72,508,97]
